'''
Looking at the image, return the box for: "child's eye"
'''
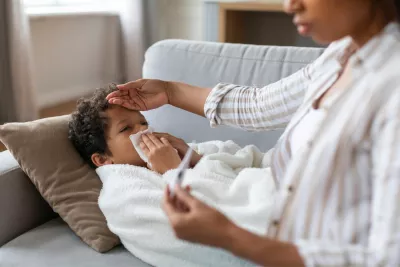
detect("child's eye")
[119,126,130,133]
[141,121,148,126]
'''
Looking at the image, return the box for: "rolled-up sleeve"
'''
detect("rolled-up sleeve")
[203,40,352,132]
[295,87,400,267]
[204,65,311,132]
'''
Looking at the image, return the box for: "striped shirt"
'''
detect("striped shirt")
[204,22,400,266]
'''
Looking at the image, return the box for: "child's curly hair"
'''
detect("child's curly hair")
[68,84,117,168]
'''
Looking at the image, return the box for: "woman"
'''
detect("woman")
[107,0,400,266]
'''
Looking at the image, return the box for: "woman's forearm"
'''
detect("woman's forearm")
[223,224,305,267]
[166,81,212,117]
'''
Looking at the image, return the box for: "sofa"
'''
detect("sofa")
[0,40,323,267]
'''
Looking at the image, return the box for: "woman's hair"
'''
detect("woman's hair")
[396,0,400,20]
[372,0,400,21]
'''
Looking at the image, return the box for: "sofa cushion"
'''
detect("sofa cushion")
[0,218,151,267]
[0,116,120,252]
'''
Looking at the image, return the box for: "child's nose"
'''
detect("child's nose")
[139,125,148,131]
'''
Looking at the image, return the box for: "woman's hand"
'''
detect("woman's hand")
[106,79,170,111]
[162,185,234,248]
[140,133,181,174]
[107,80,211,117]
[163,186,305,267]
[153,133,203,167]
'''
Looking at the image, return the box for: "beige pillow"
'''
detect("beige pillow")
[0,115,120,252]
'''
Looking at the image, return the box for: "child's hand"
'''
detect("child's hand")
[140,134,182,174]
[153,133,202,167]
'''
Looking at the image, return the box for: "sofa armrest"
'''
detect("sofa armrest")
[0,150,56,246]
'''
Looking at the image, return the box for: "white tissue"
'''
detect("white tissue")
[129,127,154,165]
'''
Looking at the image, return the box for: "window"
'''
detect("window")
[24,0,120,15]
[24,0,107,7]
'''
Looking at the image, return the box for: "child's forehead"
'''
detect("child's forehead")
[105,106,144,123]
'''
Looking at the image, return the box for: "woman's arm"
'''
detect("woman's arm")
[107,79,210,117]
[108,44,341,132]
[225,224,304,267]
[165,62,312,125]
[166,81,211,117]
[203,67,312,132]
[158,64,314,132]
[107,70,310,132]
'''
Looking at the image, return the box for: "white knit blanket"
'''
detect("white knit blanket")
[96,141,276,267]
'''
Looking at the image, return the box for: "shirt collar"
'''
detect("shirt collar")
[349,22,400,70]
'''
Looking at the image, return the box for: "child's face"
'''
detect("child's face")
[92,105,149,167]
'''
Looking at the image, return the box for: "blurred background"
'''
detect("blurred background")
[21,0,205,117]
[0,0,319,151]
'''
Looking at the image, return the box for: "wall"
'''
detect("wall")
[158,0,203,42]
[29,0,204,108]
[145,0,203,46]
[30,14,122,108]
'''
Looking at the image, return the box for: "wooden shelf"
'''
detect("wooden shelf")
[219,2,285,43]
[219,2,284,12]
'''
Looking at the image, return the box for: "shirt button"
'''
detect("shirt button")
[272,220,280,226]
[288,185,294,192]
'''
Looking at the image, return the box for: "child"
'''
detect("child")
[68,84,202,174]
[68,84,275,267]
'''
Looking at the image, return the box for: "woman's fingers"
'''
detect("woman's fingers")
[165,185,172,200]
[163,186,190,213]
[185,185,191,193]
[117,80,144,91]
[163,187,180,215]
[178,186,191,212]
[106,90,128,100]
[109,98,140,110]
[177,201,189,212]
[108,95,133,105]
[108,98,124,105]
[121,101,140,110]
[174,185,197,209]
[116,84,130,90]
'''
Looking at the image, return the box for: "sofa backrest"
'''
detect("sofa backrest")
[143,39,324,151]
